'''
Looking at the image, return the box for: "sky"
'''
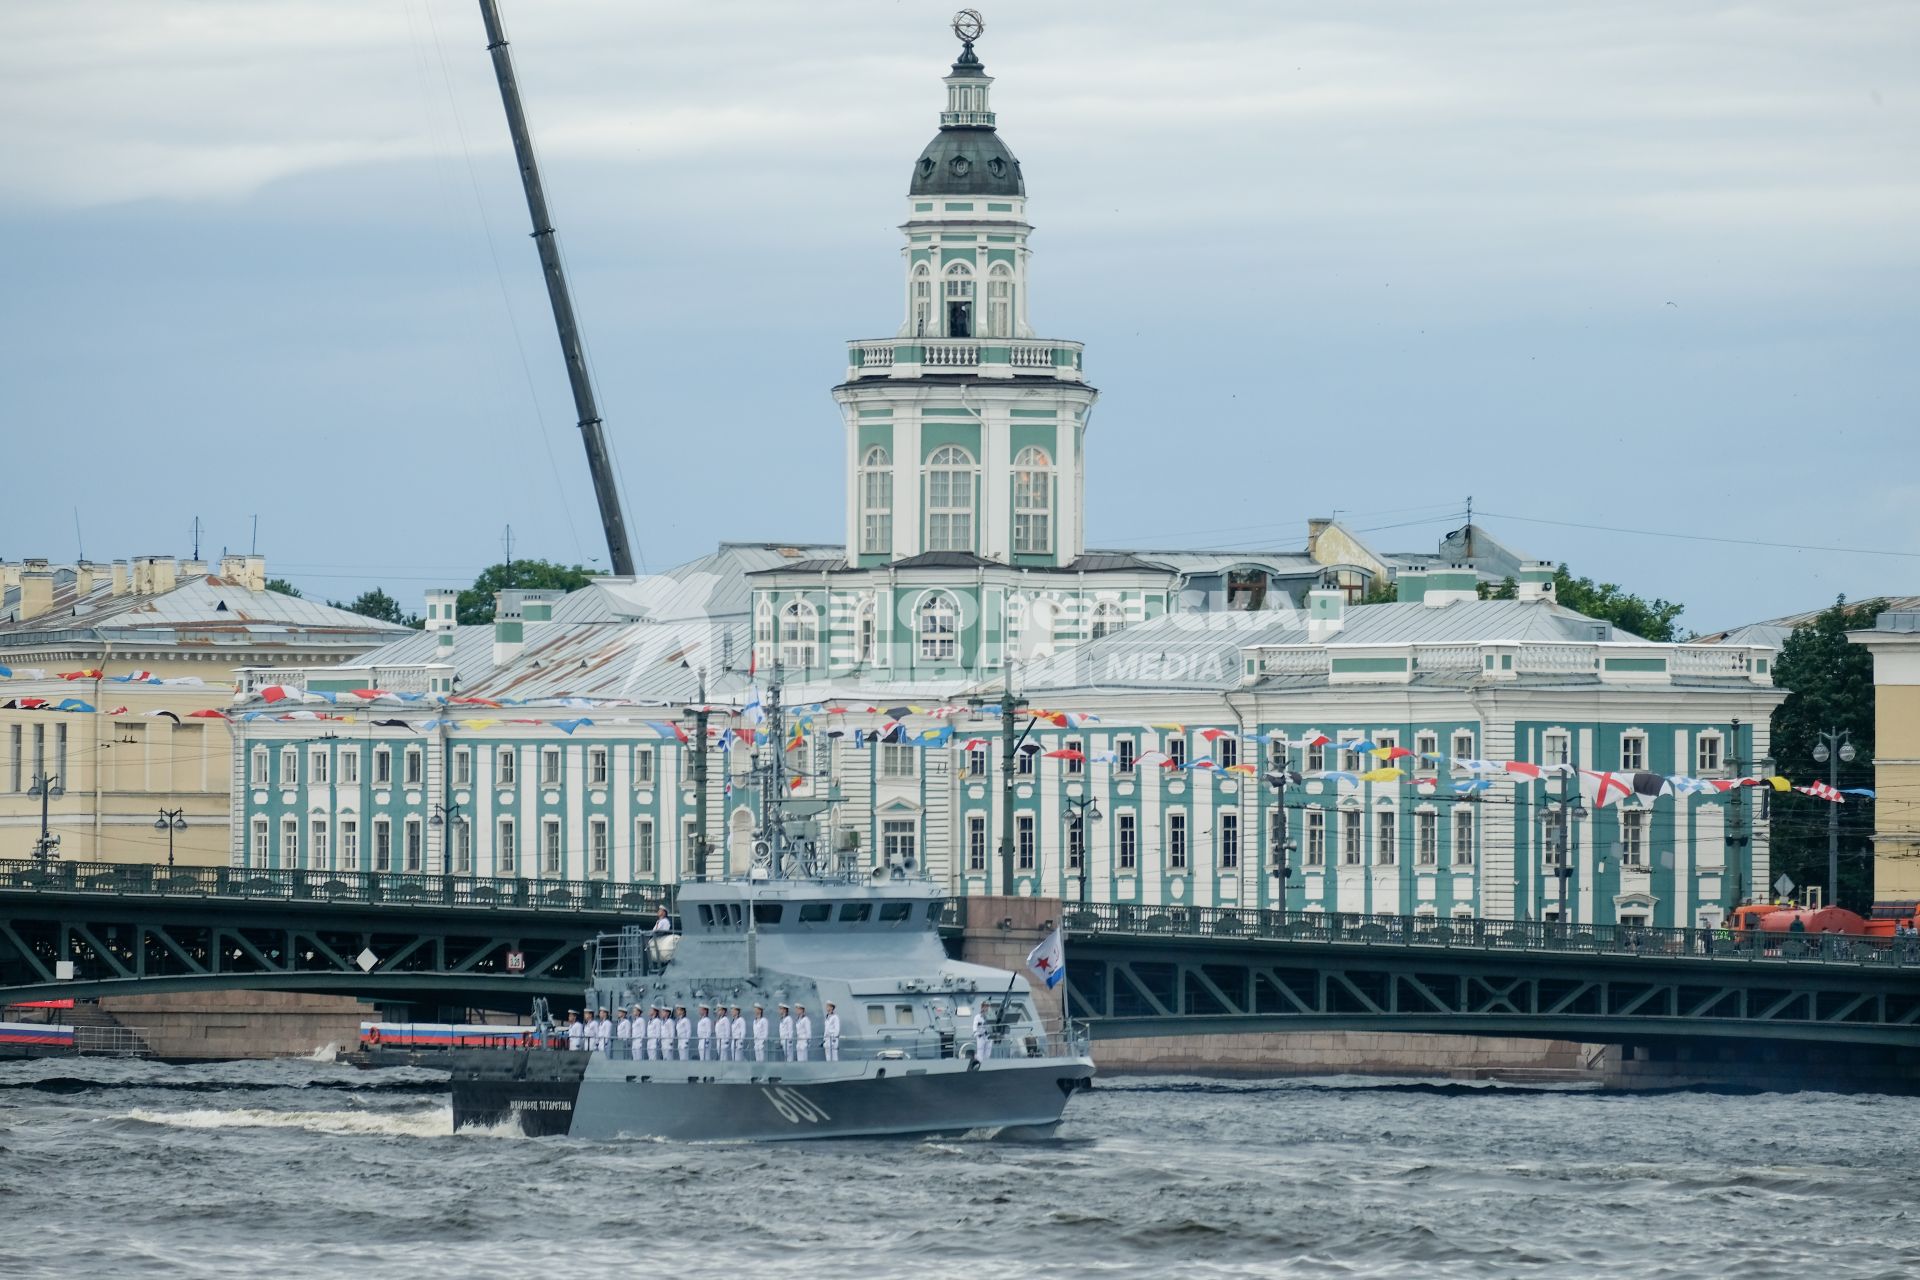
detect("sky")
[1,0,1915,635]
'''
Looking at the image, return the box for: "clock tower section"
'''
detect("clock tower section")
[833,29,1097,572]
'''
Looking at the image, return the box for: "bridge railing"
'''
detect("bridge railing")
[1057,901,1920,968]
[0,858,674,918]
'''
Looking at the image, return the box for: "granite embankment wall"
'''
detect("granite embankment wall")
[98,991,370,1061]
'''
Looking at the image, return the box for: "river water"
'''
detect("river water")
[2,1056,1915,1279]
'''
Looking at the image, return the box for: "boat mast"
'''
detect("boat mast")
[476,0,638,577]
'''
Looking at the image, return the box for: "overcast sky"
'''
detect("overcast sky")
[1,0,1914,633]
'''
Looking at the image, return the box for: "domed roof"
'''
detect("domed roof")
[909,127,1024,198]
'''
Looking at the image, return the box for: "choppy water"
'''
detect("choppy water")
[2,1057,1916,1279]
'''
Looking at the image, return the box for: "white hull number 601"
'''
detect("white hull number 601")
[762,1085,830,1124]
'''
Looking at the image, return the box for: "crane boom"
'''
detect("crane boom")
[477,0,637,577]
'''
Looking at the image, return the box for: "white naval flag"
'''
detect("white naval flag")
[1026,928,1066,989]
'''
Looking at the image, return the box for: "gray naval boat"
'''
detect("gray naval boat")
[450,872,1094,1140]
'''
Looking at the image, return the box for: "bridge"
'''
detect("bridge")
[4,861,1919,1069]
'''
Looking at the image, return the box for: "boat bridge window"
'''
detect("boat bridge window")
[895,1004,916,1025]
[866,1004,888,1026]
[878,902,913,924]
[839,902,873,923]
[926,903,946,923]
[753,903,784,926]
[798,902,833,924]
[696,903,744,929]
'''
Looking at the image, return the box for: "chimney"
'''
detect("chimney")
[424,588,460,633]
[521,590,559,632]
[133,556,177,596]
[181,559,208,579]
[1305,586,1345,644]
[219,554,246,582]
[492,591,525,667]
[18,569,54,621]
[242,555,266,592]
[111,560,129,596]
[1,563,19,593]
[1394,568,1427,606]
[1516,561,1557,602]
[1305,518,1332,560]
[73,561,96,601]
[1423,563,1478,608]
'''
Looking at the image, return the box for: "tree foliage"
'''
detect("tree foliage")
[1359,579,1397,605]
[328,588,420,628]
[1551,565,1685,641]
[456,559,596,625]
[1768,596,1882,911]
[262,577,302,598]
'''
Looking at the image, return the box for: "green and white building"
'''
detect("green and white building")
[225,29,1786,928]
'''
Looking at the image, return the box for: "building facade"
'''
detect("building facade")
[224,27,1785,929]
[1849,610,1920,907]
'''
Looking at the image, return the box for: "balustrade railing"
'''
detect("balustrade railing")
[0,858,673,917]
[924,342,980,367]
[1054,900,1920,968]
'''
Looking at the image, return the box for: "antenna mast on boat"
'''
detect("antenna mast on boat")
[476,0,638,577]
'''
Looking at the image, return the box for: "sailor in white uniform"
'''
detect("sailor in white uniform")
[614,1008,632,1057]
[973,1006,991,1062]
[595,1007,612,1053]
[650,1007,667,1061]
[778,1004,795,1061]
[752,1005,769,1061]
[793,1006,813,1062]
[822,1002,842,1061]
[729,1006,747,1062]
[565,1010,585,1052]
[696,1005,714,1061]
[651,906,673,934]
[675,1005,692,1060]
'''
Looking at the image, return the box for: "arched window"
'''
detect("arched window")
[859,446,892,555]
[856,597,878,664]
[918,592,959,663]
[911,264,932,337]
[780,600,819,670]
[944,262,974,337]
[925,446,975,551]
[1090,601,1124,640]
[753,599,774,671]
[1012,446,1051,554]
[986,262,1013,337]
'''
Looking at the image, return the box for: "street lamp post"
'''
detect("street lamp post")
[1063,794,1101,905]
[1539,794,1589,927]
[1265,765,1302,912]
[1811,729,1856,908]
[28,772,63,866]
[430,801,464,875]
[154,807,187,869]
[968,670,1035,898]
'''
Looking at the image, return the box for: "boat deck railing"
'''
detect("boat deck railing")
[531,1017,1091,1064]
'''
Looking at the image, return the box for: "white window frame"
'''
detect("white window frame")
[918,592,959,663]
[452,747,471,787]
[780,599,820,670]
[1219,810,1240,870]
[280,745,298,785]
[1414,732,1439,773]
[1216,737,1238,770]
[1376,809,1398,866]
[1543,731,1571,769]
[1416,810,1438,865]
[633,746,655,787]
[857,597,878,664]
[452,818,471,875]
[1620,732,1647,773]
[1064,737,1084,776]
[883,818,917,866]
[541,747,561,787]
[403,747,422,787]
[589,817,609,875]
[1451,732,1474,766]
[282,817,299,869]
[309,749,329,785]
[880,742,917,779]
[1168,811,1189,872]
[542,819,562,875]
[497,817,516,874]
[1696,732,1723,775]
[1118,812,1138,871]
[1016,813,1035,871]
[967,814,988,872]
[860,447,893,555]
[1304,809,1326,866]
[373,747,392,786]
[373,818,392,872]
[1090,601,1124,640]
[250,746,268,786]
[1011,446,1052,555]
[588,747,609,786]
[1620,808,1647,867]
[404,817,422,872]
[924,447,975,552]
[311,817,330,869]
[1453,810,1475,866]
[339,751,359,785]
[911,262,933,336]
[1342,808,1363,865]
[496,748,516,786]
[340,819,359,871]
[635,818,655,877]
[754,599,775,672]
[985,261,1013,338]
[1116,738,1136,774]
[251,817,269,868]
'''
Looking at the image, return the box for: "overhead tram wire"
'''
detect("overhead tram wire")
[422,0,596,568]
[1475,509,1920,561]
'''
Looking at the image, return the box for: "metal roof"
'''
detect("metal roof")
[1691,596,1920,647]
[0,572,409,647]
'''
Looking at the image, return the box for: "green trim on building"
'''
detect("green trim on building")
[986,203,1014,212]
[1604,657,1669,673]
[914,202,934,212]
[1331,657,1409,674]
[1009,408,1058,418]
[857,408,894,419]
[921,407,976,417]
[943,202,975,212]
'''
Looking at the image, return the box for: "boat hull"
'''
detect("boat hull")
[450,1050,1094,1141]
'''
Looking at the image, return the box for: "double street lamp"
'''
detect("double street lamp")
[1265,768,1302,910]
[1812,729,1856,907]
[1538,798,1589,925]
[154,808,187,869]
[28,772,63,865]
[1063,794,1102,903]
